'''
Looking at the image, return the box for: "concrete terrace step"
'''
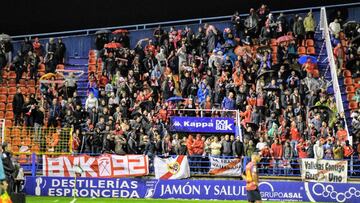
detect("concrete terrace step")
[67,57,89,65]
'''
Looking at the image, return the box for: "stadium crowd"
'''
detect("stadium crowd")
[2,5,360,175]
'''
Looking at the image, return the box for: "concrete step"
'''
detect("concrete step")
[67,57,89,65]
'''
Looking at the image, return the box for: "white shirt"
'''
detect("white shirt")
[85,97,98,111]
[256,142,267,151]
[329,22,341,35]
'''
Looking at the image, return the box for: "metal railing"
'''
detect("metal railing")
[9,2,360,41]
[320,7,350,143]
[18,153,360,179]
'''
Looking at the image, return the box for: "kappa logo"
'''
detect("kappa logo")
[173,121,182,127]
[215,120,233,131]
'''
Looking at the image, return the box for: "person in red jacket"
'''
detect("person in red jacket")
[344,140,354,159]
[336,125,348,143]
[186,135,194,156]
[271,138,283,174]
[193,134,205,155]
[260,144,271,174]
[290,121,301,156]
[240,105,252,126]
[297,139,308,159]
[192,134,205,172]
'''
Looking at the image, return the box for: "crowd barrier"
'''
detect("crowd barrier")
[19,153,360,179]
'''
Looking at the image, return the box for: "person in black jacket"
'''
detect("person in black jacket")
[95,34,108,50]
[232,135,245,158]
[127,131,138,154]
[44,52,57,73]
[144,137,156,160]
[28,52,40,82]
[34,107,44,144]
[55,38,66,64]
[2,143,15,195]
[12,88,24,126]
[13,51,25,84]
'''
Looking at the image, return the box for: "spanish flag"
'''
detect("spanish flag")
[0,192,12,203]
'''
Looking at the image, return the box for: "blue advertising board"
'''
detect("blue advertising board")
[170,116,235,133]
[24,177,360,202]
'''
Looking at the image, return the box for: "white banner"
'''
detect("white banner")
[301,158,348,183]
[209,157,242,176]
[154,155,190,179]
[43,154,149,177]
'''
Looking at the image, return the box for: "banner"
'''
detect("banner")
[154,156,190,179]
[43,154,149,178]
[170,116,235,133]
[209,157,242,176]
[301,158,347,183]
[24,177,360,202]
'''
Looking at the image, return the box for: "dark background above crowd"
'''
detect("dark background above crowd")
[2,0,358,36]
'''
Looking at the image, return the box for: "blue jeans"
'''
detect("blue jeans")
[291,140,298,156]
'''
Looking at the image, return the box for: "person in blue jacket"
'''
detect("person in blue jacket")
[197,82,209,107]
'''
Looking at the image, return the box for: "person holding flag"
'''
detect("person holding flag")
[242,152,262,203]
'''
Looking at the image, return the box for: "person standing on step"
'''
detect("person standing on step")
[55,38,66,64]
[12,88,24,126]
[63,71,84,99]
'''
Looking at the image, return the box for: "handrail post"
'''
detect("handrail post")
[242,156,248,173]
[31,152,36,177]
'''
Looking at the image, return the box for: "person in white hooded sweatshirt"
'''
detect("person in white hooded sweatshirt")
[85,92,98,113]
[313,140,324,159]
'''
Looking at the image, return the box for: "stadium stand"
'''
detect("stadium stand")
[0,3,359,181]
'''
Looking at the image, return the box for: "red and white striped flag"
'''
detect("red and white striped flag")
[154,155,190,179]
